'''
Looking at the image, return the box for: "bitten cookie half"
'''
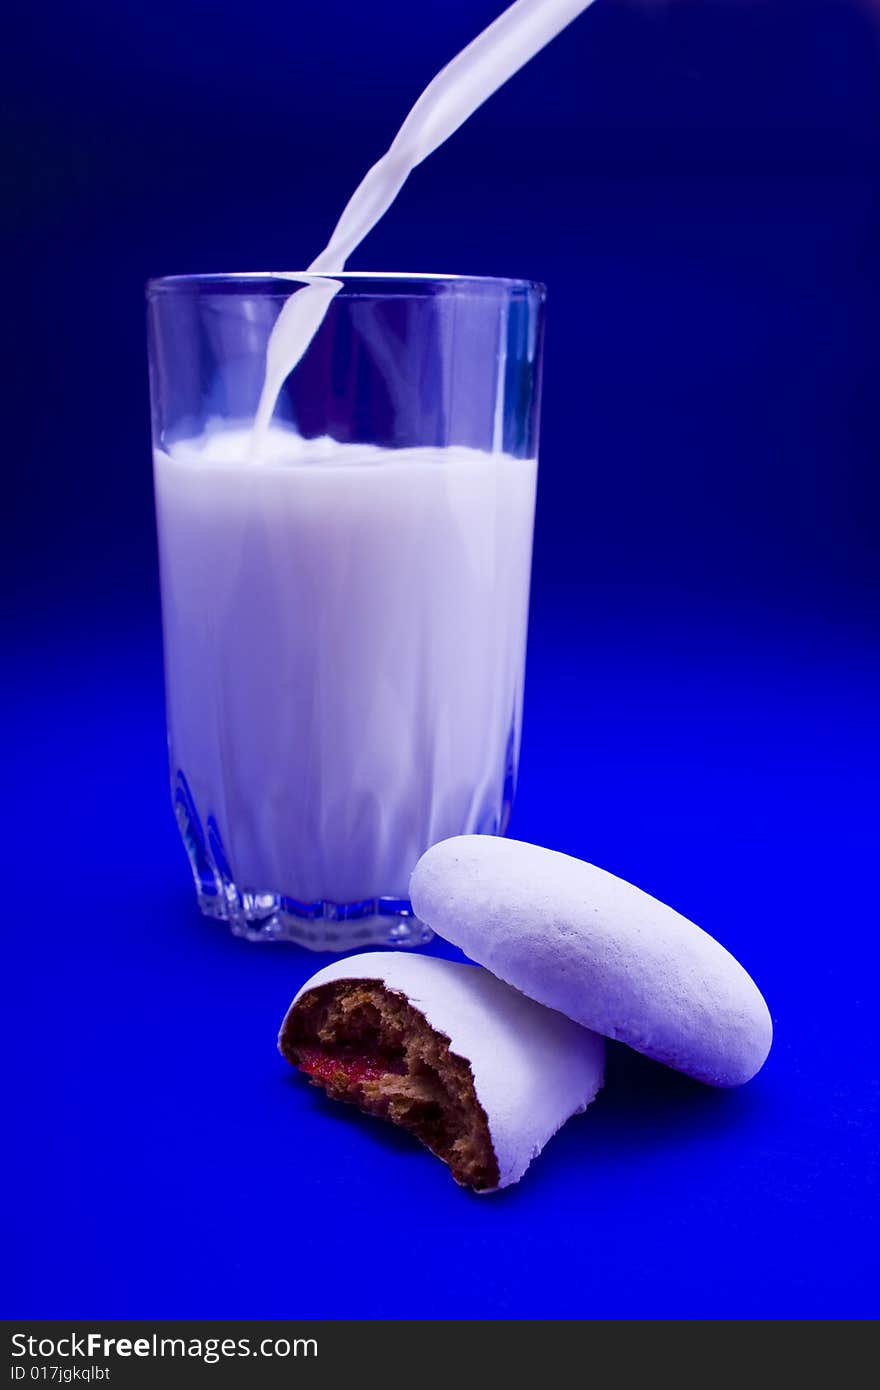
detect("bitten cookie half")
[279,953,605,1192]
[410,836,773,1088]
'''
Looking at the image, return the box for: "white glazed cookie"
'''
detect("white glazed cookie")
[279,952,604,1192]
[410,836,773,1087]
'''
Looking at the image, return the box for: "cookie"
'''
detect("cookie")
[279,951,604,1191]
[410,836,772,1086]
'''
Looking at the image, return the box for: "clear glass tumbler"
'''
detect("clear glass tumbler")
[147,272,545,950]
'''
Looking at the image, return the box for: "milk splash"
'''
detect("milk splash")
[249,0,596,455]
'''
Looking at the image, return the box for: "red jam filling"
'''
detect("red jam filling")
[295,1045,403,1087]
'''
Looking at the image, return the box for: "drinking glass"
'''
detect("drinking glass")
[147,273,545,950]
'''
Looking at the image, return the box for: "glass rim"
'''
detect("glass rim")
[145,270,545,299]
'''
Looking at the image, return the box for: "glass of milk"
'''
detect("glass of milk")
[147,272,545,950]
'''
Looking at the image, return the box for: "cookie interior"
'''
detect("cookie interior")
[280,979,500,1191]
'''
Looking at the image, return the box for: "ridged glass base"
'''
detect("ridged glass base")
[197,884,432,950]
[173,770,432,952]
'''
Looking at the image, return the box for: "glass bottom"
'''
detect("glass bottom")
[197,880,432,951]
[173,769,432,952]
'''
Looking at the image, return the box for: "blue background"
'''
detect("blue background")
[5,0,879,1319]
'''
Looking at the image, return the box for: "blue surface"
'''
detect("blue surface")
[4,0,880,1320]
[5,595,878,1319]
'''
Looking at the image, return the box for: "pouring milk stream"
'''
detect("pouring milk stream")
[250,0,597,454]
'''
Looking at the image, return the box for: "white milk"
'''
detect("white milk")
[154,426,537,912]
[251,0,595,448]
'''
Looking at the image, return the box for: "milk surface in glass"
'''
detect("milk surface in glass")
[153,422,536,944]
